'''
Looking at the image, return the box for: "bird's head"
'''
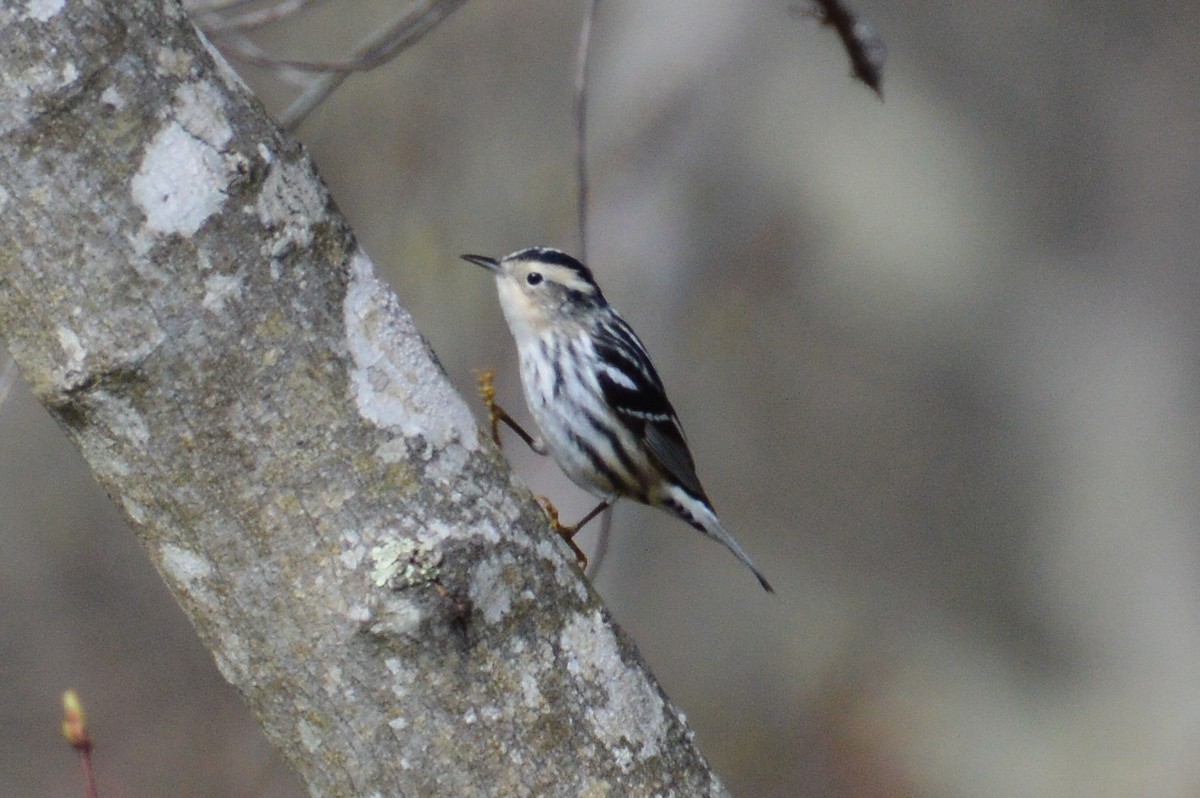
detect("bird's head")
[462,247,604,337]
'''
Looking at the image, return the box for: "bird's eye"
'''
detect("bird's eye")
[526,272,543,286]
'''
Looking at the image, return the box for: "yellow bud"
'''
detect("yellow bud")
[61,689,89,750]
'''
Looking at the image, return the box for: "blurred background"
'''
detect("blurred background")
[4,1,1200,795]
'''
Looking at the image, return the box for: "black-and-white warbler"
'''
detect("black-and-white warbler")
[463,247,773,592]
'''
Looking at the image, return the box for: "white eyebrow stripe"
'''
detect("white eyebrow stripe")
[543,264,596,294]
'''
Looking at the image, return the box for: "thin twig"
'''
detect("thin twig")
[219,0,465,73]
[574,0,615,572]
[275,0,466,128]
[195,0,466,128]
[184,0,263,13]
[194,0,330,34]
[278,71,351,128]
[573,0,598,261]
[794,0,886,99]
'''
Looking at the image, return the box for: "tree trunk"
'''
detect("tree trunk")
[0,2,728,795]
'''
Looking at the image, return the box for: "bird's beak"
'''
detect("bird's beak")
[461,254,499,273]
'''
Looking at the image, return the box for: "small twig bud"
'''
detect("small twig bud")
[61,689,99,798]
[61,689,90,751]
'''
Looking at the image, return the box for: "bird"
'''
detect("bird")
[462,247,773,592]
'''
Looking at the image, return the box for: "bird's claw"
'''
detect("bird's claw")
[476,367,546,453]
[474,367,505,447]
[535,495,589,568]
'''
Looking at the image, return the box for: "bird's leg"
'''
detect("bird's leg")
[534,496,614,569]
[476,368,605,569]
[570,498,615,535]
[474,368,546,453]
[535,497,588,566]
[475,367,508,446]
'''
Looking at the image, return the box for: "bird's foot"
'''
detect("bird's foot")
[475,368,546,453]
[535,495,589,568]
[474,368,505,447]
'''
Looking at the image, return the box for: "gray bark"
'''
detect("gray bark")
[0,2,728,795]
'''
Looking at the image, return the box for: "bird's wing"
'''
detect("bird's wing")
[593,319,705,498]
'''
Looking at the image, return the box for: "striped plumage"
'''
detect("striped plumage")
[462,247,773,592]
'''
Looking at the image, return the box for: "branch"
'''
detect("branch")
[796,0,886,99]
[188,0,331,34]
[0,2,729,795]
[195,0,467,129]
[573,0,597,261]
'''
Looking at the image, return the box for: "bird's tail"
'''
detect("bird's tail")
[660,486,774,593]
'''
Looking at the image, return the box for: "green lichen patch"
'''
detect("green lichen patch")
[371,536,443,589]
